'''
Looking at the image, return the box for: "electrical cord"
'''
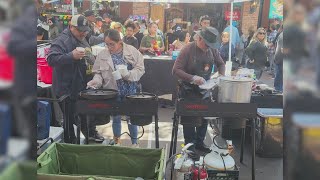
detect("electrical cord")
[118,126,144,140]
[213,135,228,150]
[220,153,227,172]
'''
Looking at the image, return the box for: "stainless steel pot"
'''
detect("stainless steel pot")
[218,76,253,103]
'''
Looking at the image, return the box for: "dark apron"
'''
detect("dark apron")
[178,44,214,126]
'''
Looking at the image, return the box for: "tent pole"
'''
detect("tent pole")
[228,1,233,62]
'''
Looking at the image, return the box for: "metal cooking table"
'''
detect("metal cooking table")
[169,99,257,180]
[75,98,160,148]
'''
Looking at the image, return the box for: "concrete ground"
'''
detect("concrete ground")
[92,70,282,180]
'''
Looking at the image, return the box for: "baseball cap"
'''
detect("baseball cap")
[83,10,94,17]
[70,15,90,32]
[96,16,103,22]
[103,13,113,19]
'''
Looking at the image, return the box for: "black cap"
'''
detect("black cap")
[96,16,103,22]
[83,10,94,17]
[103,13,113,19]
[70,15,90,32]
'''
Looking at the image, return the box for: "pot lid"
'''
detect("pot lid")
[219,76,253,82]
[204,152,235,170]
[126,93,156,99]
[82,89,118,96]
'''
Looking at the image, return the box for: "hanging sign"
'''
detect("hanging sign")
[224,10,241,20]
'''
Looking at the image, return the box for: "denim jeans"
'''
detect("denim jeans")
[274,63,283,92]
[112,115,138,144]
[112,96,138,144]
[182,118,208,145]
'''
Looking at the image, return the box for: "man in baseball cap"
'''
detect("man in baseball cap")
[47,14,105,143]
[70,14,91,38]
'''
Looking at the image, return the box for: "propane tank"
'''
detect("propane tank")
[173,143,194,180]
[192,166,208,180]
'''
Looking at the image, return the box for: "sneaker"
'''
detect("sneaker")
[109,136,121,146]
[195,143,211,153]
[131,144,140,148]
[88,131,105,143]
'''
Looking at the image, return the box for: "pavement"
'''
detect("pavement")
[90,70,283,180]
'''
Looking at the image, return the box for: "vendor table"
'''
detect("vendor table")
[75,98,160,148]
[140,55,177,96]
[169,99,257,180]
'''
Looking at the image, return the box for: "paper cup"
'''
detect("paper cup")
[112,70,122,80]
[116,65,127,74]
[76,47,85,53]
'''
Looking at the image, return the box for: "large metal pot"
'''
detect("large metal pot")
[218,77,253,132]
[218,76,253,103]
[126,92,157,126]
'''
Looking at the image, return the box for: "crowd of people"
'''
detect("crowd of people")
[38,8,287,147]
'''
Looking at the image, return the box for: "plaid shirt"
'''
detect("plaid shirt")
[267,30,278,55]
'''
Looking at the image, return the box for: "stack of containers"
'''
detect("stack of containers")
[0,103,11,155]
[37,101,51,140]
[0,46,14,86]
[37,57,52,84]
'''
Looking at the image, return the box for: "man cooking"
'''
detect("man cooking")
[172,27,225,153]
[47,14,104,143]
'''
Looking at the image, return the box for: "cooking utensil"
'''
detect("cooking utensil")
[218,76,253,103]
[79,89,118,100]
[126,92,157,126]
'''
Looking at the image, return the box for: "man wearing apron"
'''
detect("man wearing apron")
[172,27,226,153]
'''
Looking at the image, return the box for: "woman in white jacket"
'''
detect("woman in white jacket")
[87,29,145,147]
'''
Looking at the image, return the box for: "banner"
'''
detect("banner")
[269,0,283,19]
[225,10,241,20]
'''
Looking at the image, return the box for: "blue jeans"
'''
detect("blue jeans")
[274,63,283,92]
[112,115,138,144]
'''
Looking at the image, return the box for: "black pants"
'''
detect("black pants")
[182,118,208,145]
[58,97,97,143]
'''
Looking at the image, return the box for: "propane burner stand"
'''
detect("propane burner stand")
[170,99,257,180]
[75,99,159,148]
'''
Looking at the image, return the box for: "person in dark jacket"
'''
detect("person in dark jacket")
[133,21,144,48]
[245,27,268,80]
[7,5,37,160]
[274,32,283,92]
[123,20,139,49]
[172,27,225,154]
[219,32,236,62]
[47,14,104,143]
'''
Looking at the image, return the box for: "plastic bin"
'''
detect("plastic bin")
[37,143,165,180]
[37,57,53,84]
[290,113,320,180]
[0,161,36,180]
[207,166,239,180]
[37,126,64,155]
[0,103,11,155]
[256,108,283,157]
[0,47,14,82]
[37,101,51,140]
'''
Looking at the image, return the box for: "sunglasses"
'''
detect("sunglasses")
[258,32,266,35]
